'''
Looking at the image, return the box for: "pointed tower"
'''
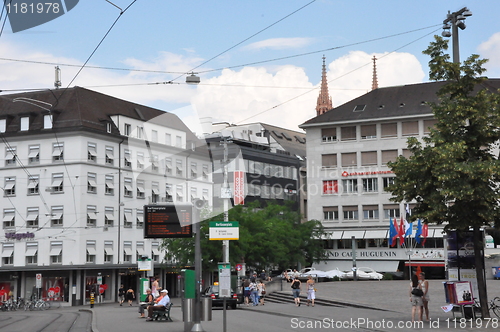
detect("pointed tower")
[371,56,378,90]
[316,56,333,116]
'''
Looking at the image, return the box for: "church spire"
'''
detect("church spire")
[316,55,332,116]
[371,55,378,90]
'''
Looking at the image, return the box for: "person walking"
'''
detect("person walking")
[243,278,251,306]
[249,279,258,306]
[419,272,430,321]
[409,274,423,322]
[118,285,125,306]
[151,277,160,298]
[306,275,316,307]
[291,277,301,307]
[257,280,266,305]
[125,288,135,306]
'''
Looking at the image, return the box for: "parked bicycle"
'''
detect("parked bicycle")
[473,297,500,318]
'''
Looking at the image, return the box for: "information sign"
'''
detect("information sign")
[209,221,239,240]
[218,263,231,298]
[144,204,192,238]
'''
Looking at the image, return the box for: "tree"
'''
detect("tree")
[388,36,500,318]
[161,201,326,273]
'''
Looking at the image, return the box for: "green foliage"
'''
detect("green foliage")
[161,201,327,272]
[388,36,500,231]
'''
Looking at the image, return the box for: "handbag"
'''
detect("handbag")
[261,290,266,295]
[411,287,424,297]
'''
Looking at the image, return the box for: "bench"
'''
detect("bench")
[152,302,173,321]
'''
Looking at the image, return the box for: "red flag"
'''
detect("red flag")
[422,224,429,245]
[398,217,405,244]
[390,218,398,247]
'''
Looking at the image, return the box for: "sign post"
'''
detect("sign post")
[218,263,231,332]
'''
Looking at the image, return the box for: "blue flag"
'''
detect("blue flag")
[389,217,397,247]
[415,219,422,244]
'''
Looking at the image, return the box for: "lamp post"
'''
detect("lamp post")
[442,7,472,63]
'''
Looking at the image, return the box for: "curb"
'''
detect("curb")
[79,308,99,332]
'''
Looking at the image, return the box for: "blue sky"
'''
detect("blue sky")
[1,0,499,134]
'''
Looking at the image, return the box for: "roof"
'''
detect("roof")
[261,123,306,159]
[300,79,500,127]
[0,87,198,141]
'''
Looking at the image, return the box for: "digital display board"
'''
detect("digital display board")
[144,204,192,238]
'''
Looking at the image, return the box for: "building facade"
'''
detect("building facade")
[0,87,212,305]
[300,79,500,278]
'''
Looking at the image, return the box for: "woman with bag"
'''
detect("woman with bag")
[306,275,316,307]
[125,288,135,306]
[291,278,301,307]
[258,280,266,305]
[409,274,423,322]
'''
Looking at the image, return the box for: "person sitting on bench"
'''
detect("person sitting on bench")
[146,289,170,321]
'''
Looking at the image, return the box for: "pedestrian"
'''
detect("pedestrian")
[409,274,423,322]
[419,272,430,321]
[118,284,125,306]
[138,289,154,318]
[257,280,266,305]
[306,275,316,307]
[125,288,135,306]
[249,279,258,306]
[243,278,251,306]
[291,277,301,306]
[292,269,300,279]
[151,276,160,298]
[284,270,290,282]
[260,270,266,280]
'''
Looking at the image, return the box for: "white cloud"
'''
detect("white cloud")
[478,32,500,76]
[244,37,313,51]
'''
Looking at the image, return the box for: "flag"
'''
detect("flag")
[422,223,429,245]
[389,218,397,247]
[404,203,412,237]
[415,219,422,244]
[398,217,405,243]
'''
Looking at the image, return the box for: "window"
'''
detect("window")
[361,124,376,139]
[137,126,144,139]
[342,179,358,193]
[87,172,97,193]
[381,150,398,164]
[151,155,159,172]
[402,121,419,136]
[5,146,16,166]
[28,145,40,164]
[151,182,159,203]
[3,209,15,229]
[0,119,6,133]
[86,241,96,264]
[124,177,133,197]
[137,152,144,169]
[341,153,357,167]
[25,242,38,265]
[106,122,112,133]
[124,123,131,136]
[165,158,172,175]
[87,205,97,227]
[176,136,182,148]
[322,154,337,168]
[152,242,160,262]
[136,209,144,228]
[51,173,64,193]
[105,175,114,195]
[381,123,397,137]
[124,149,131,168]
[50,241,62,264]
[87,142,97,162]
[176,184,183,202]
[104,241,113,263]
[191,162,197,178]
[402,149,412,158]
[20,117,29,131]
[343,206,359,220]
[27,175,39,195]
[123,241,132,262]
[105,207,114,227]
[341,126,356,141]
[322,180,338,194]
[151,130,158,142]
[190,187,197,202]
[4,177,15,196]
[384,204,400,219]
[136,242,145,261]
[383,177,395,191]
[363,205,379,219]
[43,114,53,129]
[51,206,63,227]
[361,151,377,166]
[424,119,438,134]
[362,178,378,192]
[176,159,183,176]
[136,179,145,199]
[323,206,338,221]
[105,146,114,165]
[202,164,209,180]
[165,184,173,202]
[124,209,133,228]
[165,133,171,145]
[321,128,337,142]
[202,188,209,202]
[2,244,13,265]
[26,207,39,228]
[52,142,64,162]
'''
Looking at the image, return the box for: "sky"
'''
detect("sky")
[1,0,499,135]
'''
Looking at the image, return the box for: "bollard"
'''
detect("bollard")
[90,292,95,308]
[201,297,212,321]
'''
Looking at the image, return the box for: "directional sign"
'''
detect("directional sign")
[209,221,239,240]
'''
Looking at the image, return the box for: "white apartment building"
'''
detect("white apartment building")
[300,79,500,278]
[0,87,212,305]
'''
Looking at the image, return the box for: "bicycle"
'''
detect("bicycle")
[473,297,500,318]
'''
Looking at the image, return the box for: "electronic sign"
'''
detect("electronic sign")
[144,204,192,238]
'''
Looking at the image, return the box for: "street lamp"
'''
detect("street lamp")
[442,7,472,63]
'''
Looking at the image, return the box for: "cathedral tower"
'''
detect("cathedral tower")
[316,56,333,116]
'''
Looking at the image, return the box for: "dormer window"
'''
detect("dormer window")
[20,117,29,131]
[44,114,53,129]
[353,105,366,112]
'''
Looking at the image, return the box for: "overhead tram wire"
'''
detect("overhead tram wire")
[0,1,12,39]
[235,27,442,125]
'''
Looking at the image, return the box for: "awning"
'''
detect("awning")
[25,247,38,256]
[105,213,114,221]
[106,151,113,159]
[432,229,445,238]
[137,186,145,193]
[136,215,144,222]
[51,213,62,220]
[124,184,133,192]
[106,182,114,189]
[1,248,13,257]
[104,247,114,255]
[322,231,343,240]
[123,247,132,255]
[52,148,63,157]
[87,179,97,187]
[4,182,15,190]
[124,212,132,221]
[51,179,63,187]
[364,230,388,239]
[3,214,14,222]
[87,212,97,220]
[152,247,161,255]
[88,149,97,157]
[5,152,14,160]
[86,247,96,255]
[136,247,145,256]
[28,151,39,158]
[405,261,445,267]
[50,247,62,256]
[152,188,160,195]
[152,161,159,168]
[27,181,38,189]
[342,230,365,239]
[26,214,38,221]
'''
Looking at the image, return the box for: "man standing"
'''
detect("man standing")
[146,289,170,321]
[118,285,125,306]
